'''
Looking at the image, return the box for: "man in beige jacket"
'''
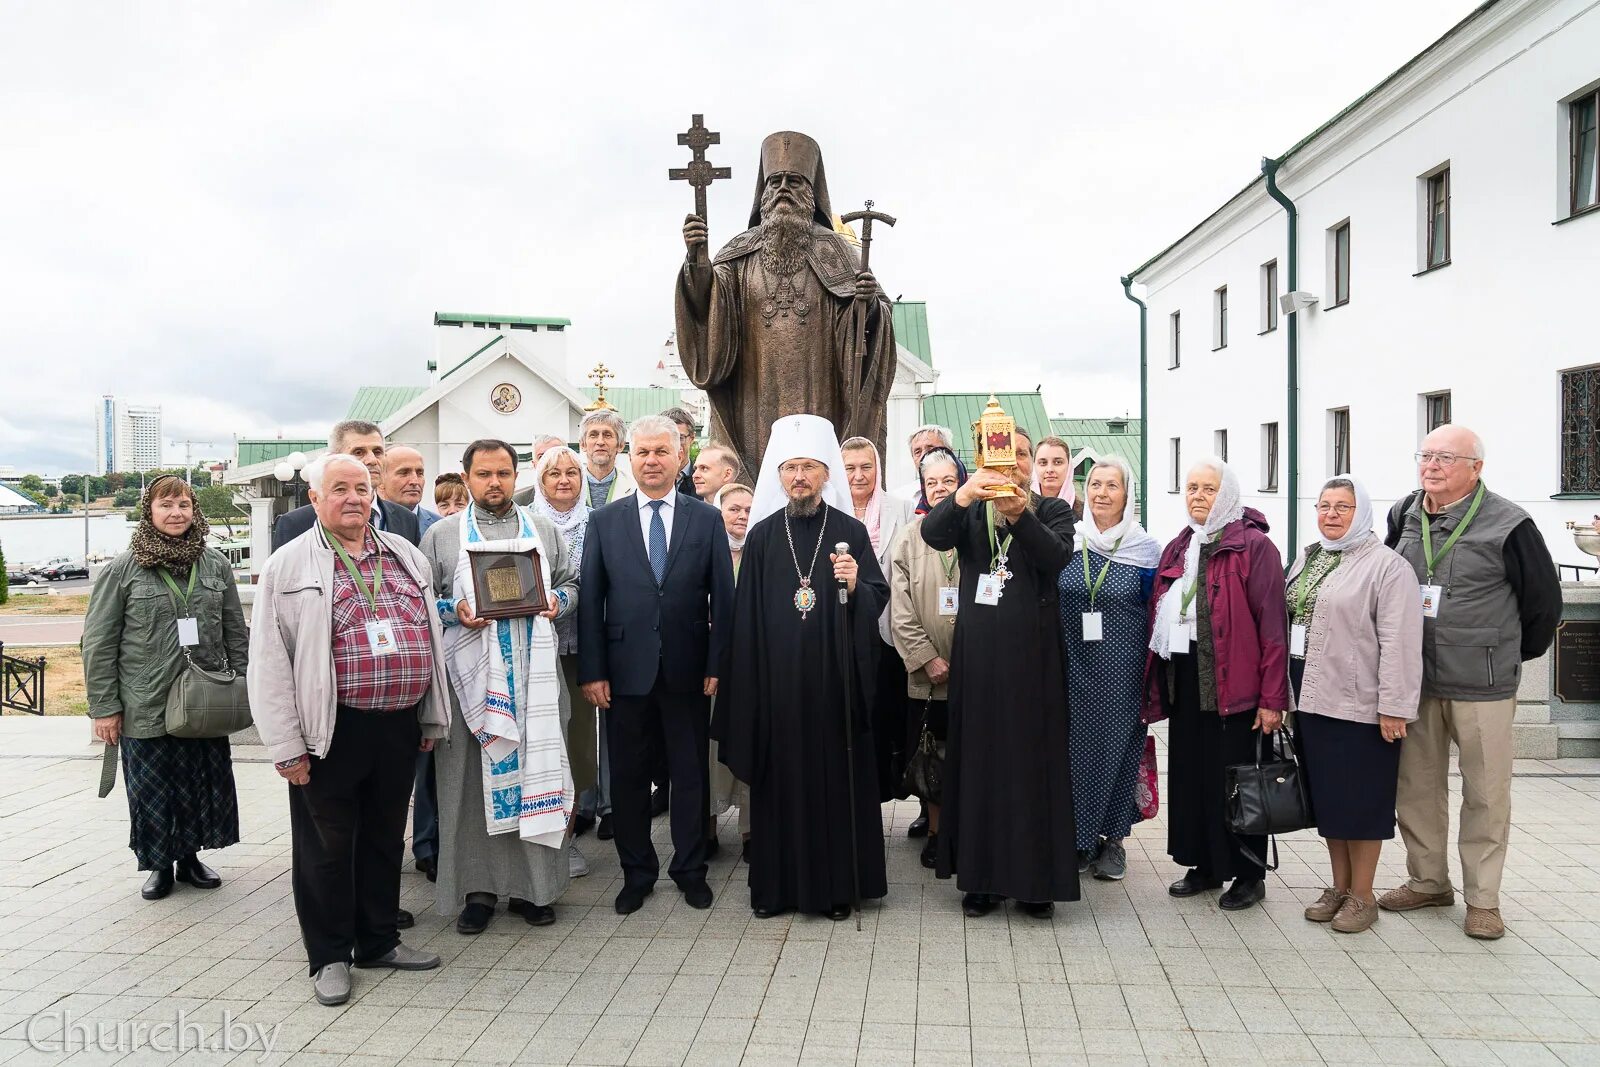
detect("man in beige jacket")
[250,454,451,1007]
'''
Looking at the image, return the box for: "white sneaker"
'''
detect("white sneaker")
[568,841,590,879]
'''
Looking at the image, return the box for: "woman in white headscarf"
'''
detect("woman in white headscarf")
[1057,457,1162,882]
[1031,436,1080,517]
[1285,476,1423,934]
[1143,457,1290,912]
[841,436,917,803]
[530,446,599,874]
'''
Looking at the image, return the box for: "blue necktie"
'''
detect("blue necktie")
[647,500,667,584]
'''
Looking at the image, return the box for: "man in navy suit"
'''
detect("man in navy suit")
[579,415,735,914]
[270,421,421,552]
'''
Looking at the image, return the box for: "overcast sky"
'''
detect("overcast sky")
[0,0,1481,475]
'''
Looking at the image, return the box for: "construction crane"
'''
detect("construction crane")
[170,439,218,484]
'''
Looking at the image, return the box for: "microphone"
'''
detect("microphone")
[835,542,851,604]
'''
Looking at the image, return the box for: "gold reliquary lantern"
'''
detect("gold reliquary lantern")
[972,394,1018,498]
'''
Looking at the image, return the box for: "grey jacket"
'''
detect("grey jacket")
[248,525,450,764]
[1286,537,1423,724]
[1390,486,1534,701]
[82,548,249,739]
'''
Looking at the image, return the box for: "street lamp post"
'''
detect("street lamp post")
[273,452,309,510]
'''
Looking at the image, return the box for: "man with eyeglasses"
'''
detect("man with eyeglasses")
[1378,424,1560,940]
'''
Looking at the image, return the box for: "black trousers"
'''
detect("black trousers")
[288,705,420,975]
[607,671,710,889]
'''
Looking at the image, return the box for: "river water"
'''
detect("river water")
[0,513,134,568]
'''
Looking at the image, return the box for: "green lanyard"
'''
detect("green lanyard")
[1292,551,1338,622]
[938,548,958,585]
[984,501,1014,571]
[1420,480,1486,583]
[1081,538,1123,611]
[1178,532,1218,619]
[157,566,197,613]
[324,526,384,612]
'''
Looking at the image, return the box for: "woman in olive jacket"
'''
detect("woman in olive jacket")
[83,476,249,900]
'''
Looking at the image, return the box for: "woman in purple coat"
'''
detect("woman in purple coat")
[1143,458,1290,912]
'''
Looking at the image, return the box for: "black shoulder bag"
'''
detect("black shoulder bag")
[1224,720,1313,871]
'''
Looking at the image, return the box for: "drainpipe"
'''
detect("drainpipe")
[1261,156,1300,559]
[1120,276,1148,523]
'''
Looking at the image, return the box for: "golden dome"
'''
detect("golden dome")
[832,215,861,246]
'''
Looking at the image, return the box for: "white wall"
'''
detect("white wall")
[1137,0,1600,569]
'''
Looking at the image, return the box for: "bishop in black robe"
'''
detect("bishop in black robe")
[921,481,1081,909]
[716,502,890,918]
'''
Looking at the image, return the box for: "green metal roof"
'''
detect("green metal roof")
[1125,0,1499,280]
[346,386,427,423]
[440,336,505,381]
[891,301,932,366]
[434,312,572,328]
[919,392,1052,467]
[236,439,323,467]
[580,387,694,429]
[1050,417,1142,439]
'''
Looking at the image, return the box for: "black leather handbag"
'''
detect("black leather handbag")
[1224,721,1313,871]
[900,700,945,804]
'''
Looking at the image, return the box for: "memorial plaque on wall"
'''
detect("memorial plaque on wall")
[1555,620,1600,704]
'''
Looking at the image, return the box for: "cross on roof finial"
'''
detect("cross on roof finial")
[585,363,616,411]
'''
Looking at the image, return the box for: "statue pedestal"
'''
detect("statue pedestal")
[1518,582,1600,759]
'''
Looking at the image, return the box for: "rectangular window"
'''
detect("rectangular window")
[1423,390,1452,433]
[1169,311,1181,369]
[1214,429,1228,462]
[1169,438,1181,492]
[1562,366,1600,493]
[1260,260,1278,333]
[1330,408,1352,475]
[1261,422,1279,492]
[1331,222,1351,306]
[1212,286,1228,350]
[1573,91,1600,216]
[1426,168,1451,268]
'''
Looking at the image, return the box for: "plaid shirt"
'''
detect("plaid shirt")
[330,529,434,711]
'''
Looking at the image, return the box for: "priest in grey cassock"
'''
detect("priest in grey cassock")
[715,415,889,920]
[420,439,577,934]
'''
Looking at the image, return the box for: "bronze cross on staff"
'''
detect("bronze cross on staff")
[668,114,731,264]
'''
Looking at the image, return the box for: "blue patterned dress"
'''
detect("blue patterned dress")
[1058,553,1154,850]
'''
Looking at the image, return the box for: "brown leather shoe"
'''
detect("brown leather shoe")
[1465,905,1504,940]
[1332,895,1379,933]
[1304,888,1345,923]
[1377,885,1456,912]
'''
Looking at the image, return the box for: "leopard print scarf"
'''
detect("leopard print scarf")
[129,476,210,570]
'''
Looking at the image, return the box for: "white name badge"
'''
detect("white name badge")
[974,574,1002,606]
[938,586,959,616]
[1081,611,1104,642]
[1169,619,1191,654]
[1420,584,1442,619]
[176,617,199,647]
[1290,623,1307,658]
[366,619,397,656]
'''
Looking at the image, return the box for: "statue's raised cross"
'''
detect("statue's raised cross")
[669,114,731,263]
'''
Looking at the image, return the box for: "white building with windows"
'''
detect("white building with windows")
[92,395,162,475]
[1126,0,1600,571]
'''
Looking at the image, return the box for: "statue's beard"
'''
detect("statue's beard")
[785,491,822,518]
[759,189,815,275]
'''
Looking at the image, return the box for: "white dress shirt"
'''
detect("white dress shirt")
[636,489,676,552]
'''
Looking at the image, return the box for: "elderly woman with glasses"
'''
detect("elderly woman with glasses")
[1286,477,1423,933]
[1145,457,1289,912]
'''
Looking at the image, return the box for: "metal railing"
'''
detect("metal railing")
[0,641,45,715]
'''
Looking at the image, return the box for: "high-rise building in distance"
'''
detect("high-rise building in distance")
[93,395,162,475]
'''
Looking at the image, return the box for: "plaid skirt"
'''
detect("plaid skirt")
[120,734,240,870]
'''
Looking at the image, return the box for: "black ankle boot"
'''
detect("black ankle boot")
[142,866,175,900]
[174,854,221,889]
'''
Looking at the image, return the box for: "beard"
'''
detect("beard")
[785,490,823,518]
[758,183,816,275]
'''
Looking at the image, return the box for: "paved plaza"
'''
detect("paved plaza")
[4,719,1600,1066]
